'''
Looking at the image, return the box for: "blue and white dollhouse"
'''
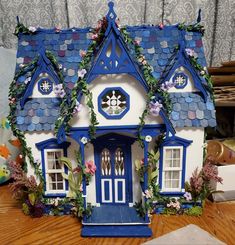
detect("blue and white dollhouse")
[12,2,216,237]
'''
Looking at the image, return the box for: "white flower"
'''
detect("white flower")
[24,77,31,84]
[145,135,152,142]
[58,64,63,70]
[200,70,205,76]
[28,26,37,32]
[203,66,207,71]
[81,136,88,144]
[54,197,60,207]
[77,69,87,79]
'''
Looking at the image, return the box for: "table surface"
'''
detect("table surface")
[0,185,234,245]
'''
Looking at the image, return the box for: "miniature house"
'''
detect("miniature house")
[13,2,216,237]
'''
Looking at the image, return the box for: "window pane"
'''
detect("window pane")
[172,171,180,179]
[173,149,180,158]
[172,179,180,188]
[101,148,111,176]
[57,182,64,190]
[165,159,172,168]
[115,148,124,176]
[49,173,56,181]
[172,159,180,167]
[165,149,172,159]
[164,179,171,188]
[57,173,63,181]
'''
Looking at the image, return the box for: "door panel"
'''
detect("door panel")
[101,179,113,203]
[114,179,125,203]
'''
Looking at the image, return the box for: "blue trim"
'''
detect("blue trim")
[98,87,130,119]
[85,19,149,92]
[38,77,53,94]
[36,138,71,150]
[159,135,192,191]
[36,138,71,197]
[20,46,60,108]
[160,32,208,100]
[173,72,188,89]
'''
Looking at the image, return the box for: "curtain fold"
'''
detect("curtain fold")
[0,0,234,66]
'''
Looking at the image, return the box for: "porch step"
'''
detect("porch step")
[81,225,152,237]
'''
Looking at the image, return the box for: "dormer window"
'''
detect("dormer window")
[173,72,188,89]
[98,87,130,119]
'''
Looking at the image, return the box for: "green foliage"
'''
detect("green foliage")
[178,23,205,36]
[185,206,203,216]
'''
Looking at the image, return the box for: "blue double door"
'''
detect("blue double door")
[95,134,133,205]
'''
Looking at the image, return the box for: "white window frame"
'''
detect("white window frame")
[162,146,183,192]
[44,149,66,195]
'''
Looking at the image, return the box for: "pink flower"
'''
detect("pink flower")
[9,97,16,105]
[161,80,175,91]
[55,27,61,33]
[143,189,153,199]
[134,40,140,45]
[159,23,164,29]
[59,90,66,98]
[79,50,87,58]
[91,33,98,40]
[79,185,83,192]
[96,20,102,29]
[85,160,96,175]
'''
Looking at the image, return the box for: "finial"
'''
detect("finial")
[197,9,202,23]
[16,16,20,25]
[106,1,117,22]
[105,1,119,36]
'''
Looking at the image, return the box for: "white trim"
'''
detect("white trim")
[114,179,125,203]
[162,146,183,192]
[44,149,66,194]
[101,179,113,203]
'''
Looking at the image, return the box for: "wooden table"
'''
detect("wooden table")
[0,185,234,245]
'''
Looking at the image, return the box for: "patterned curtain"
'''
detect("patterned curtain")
[0,0,234,66]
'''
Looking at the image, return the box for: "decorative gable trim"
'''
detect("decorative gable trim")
[36,138,71,150]
[160,34,208,100]
[20,47,60,108]
[86,4,148,91]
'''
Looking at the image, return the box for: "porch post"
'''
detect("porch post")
[143,140,149,222]
[79,141,87,221]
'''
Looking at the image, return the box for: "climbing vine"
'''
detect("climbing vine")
[121,27,172,144]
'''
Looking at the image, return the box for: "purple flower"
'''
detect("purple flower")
[185,48,197,58]
[184,192,192,201]
[59,90,66,98]
[161,80,175,91]
[73,101,83,114]
[149,101,163,116]
[77,69,87,79]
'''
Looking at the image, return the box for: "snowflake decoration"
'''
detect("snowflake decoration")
[38,78,53,94]
[173,73,188,89]
[102,90,126,115]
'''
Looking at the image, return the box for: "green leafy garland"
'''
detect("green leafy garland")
[7,49,65,183]
[178,23,205,36]
[121,27,172,144]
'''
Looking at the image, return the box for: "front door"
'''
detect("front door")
[94,134,134,205]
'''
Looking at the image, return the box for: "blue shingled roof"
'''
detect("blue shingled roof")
[14,25,214,132]
[16,98,60,131]
[169,92,216,128]
[15,25,207,89]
